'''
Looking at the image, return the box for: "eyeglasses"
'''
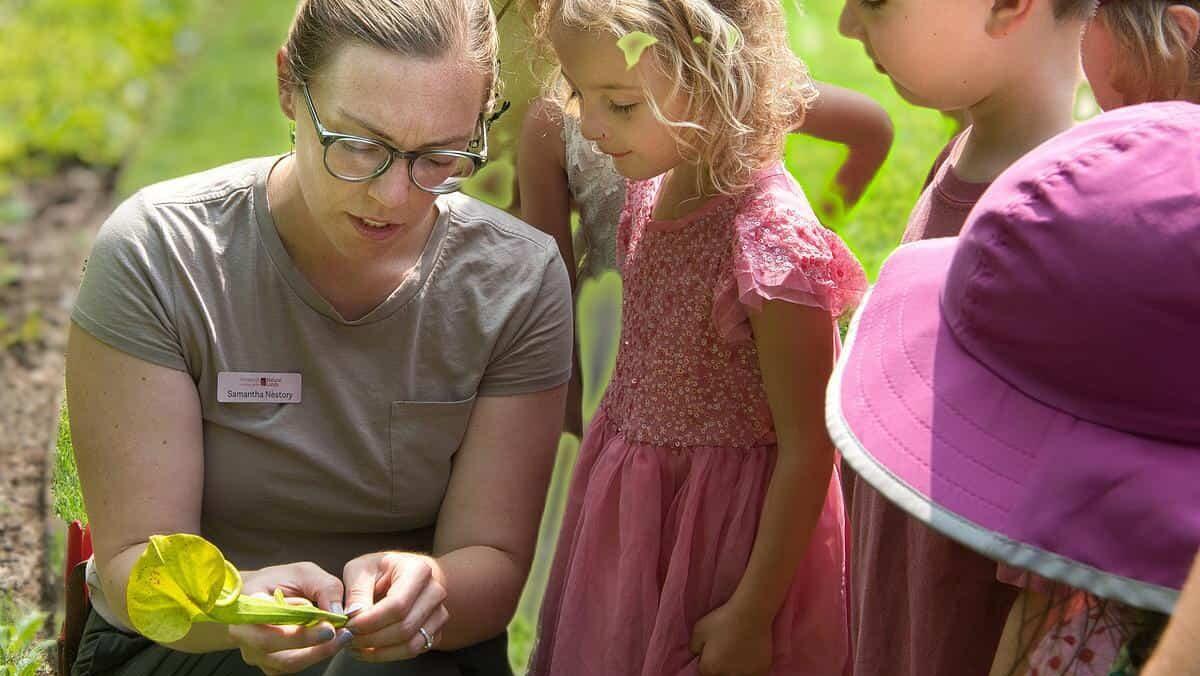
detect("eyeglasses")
[300,82,488,195]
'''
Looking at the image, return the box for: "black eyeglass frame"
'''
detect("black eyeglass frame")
[300,81,490,195]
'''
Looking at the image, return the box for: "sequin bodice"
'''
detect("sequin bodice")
[600,167,867,449]
[603,187,771,448]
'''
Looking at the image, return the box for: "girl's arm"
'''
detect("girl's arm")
[690,301,837,674]
[1144,551,1200,676]
[795,82,894,215]
[734,301,837,618]
[518,98,575,291]
[518,98,584,436]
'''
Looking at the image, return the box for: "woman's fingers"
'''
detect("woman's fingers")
[343,553,434,636]
[350,571,451,648]
[339,551,455,661]
[242,561,345,613]
[302,564,348,614]
[229,622,346,674]
[350,578,448,650]
[349,604,449,662]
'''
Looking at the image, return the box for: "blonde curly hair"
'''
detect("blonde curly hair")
[533,0,817,195]
[1096,0,1200,104]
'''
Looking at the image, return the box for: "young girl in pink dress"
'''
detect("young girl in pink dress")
[526,1,867,674]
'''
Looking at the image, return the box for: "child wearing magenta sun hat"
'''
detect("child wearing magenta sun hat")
[828,100,1200,675]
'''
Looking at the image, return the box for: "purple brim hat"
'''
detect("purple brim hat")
[827,101,1200,614]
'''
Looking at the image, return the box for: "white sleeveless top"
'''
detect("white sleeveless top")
[562,113,626,282]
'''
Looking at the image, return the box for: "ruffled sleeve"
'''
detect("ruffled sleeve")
[713,185,868,344]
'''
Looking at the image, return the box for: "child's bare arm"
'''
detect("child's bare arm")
[518,98,583,436]
[794,82,894,213]
[689,301,836,675]
[519,97,575,289]
[1144,552,1200,676]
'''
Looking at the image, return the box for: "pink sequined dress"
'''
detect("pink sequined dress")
[530,164,867,676]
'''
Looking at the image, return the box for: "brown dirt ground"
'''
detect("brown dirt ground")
[0,167,113,616]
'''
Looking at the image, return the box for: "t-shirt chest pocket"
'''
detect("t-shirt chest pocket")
[389,395,478,521]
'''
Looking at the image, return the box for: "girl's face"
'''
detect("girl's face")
[1081,15,1126,111]
[549,23,691,181]
[280,42,485,264]
[838,0,1005,111]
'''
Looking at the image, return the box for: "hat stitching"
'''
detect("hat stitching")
[837,293,1013,525]
[937,121,1169,424]
[897,271,1037,467]
[854,286,1017,514]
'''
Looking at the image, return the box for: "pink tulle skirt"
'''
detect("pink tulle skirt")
[529,410,851,676]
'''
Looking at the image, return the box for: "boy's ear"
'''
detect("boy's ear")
[1167,4,1200,51]
[986,0,1036,38]
[277,46,297,121]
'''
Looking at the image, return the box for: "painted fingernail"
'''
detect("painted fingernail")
[330,602,344,615]
[345,603,365,617]
[317,627,335,642]
[336,629,354,646]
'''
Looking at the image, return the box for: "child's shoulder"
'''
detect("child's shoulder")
[716,162,867,334]
[519,97,568,168]
[733,162,818,223]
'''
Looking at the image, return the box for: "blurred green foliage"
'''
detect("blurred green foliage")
[0,0,202,190]
[0,597,51,676]
[576,272,622,424]
[116,0,298,195]
[782,1,948,277]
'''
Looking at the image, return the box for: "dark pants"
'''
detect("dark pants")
[71,610,514,676]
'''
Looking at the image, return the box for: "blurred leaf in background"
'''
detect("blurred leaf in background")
[116,0,299,195]
[0,596,51,676]
[0,0,203,191]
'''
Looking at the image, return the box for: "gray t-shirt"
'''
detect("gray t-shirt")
[74,155,573,583]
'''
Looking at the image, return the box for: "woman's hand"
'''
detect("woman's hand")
[341,552,451,662]
[689,601,774,676]
[227,562,349,674]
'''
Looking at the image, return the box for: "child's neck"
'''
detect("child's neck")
[954,38,1081,184]
[651,161,721,222]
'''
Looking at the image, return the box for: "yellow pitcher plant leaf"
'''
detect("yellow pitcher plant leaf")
[127,534,346,643]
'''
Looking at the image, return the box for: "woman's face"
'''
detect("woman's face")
[282,42,486,264]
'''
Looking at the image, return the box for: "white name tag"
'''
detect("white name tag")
[217,372,302,403]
